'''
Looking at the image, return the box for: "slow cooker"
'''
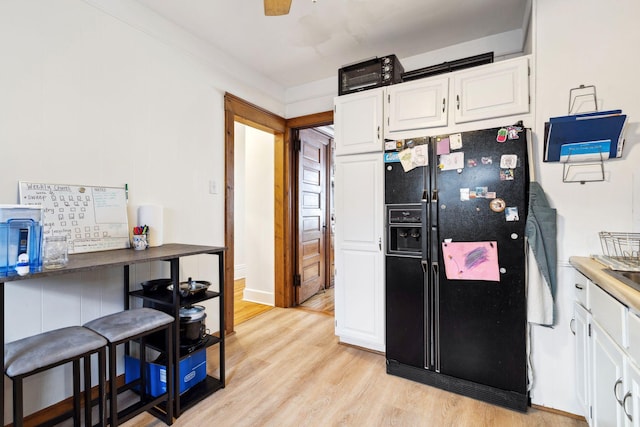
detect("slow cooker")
[179,305,207,346]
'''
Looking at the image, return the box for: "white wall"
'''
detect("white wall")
[0,0,284,419]
[242,126,276,305]
[528,0,640,414]
[284,29,528,118]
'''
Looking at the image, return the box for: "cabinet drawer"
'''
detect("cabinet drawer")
[589,281,627,348]
[574,271,589,309]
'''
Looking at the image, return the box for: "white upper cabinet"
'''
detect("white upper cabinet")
[334,89,383,156]
[382,56,531,138]
[453,57,530,124]
[385,77,449,135]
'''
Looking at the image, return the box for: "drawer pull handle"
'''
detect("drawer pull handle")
[623,391,633,421]
[614,378,624,405]
[569,318,576,335]
[575,283,584,290]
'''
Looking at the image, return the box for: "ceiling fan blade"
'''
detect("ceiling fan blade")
[264,0,292,16]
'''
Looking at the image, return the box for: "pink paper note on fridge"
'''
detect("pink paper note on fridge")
[441,241,500,282]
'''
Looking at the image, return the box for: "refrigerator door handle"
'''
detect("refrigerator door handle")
[421,259,428,273]
[430,261,440,371]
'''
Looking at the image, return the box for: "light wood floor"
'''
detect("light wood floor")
[298,286,334,315]
[122,307,586,427]
[234,278,274,325]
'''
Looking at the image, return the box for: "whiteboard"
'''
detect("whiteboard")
[19,181,130,254]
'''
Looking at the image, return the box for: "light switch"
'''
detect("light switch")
[209,180,218,194]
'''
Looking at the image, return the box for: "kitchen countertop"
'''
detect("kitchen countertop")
[570,256,640,314]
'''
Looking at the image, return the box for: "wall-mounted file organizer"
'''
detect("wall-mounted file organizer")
[543,85,627,183]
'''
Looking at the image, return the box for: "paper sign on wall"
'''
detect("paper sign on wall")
[441,241,500,281]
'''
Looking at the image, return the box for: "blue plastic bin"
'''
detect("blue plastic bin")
[125,349,206,397]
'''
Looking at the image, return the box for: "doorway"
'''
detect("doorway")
[224,93,333,334]
[294,127,335,311]
[233,122,276,325]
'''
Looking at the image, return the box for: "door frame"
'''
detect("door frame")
[224,92,332,333]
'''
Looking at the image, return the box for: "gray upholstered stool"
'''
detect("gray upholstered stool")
[4,326,107,427]
[84,307,174,426]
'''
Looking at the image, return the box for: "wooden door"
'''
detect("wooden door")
[297,128,329,303]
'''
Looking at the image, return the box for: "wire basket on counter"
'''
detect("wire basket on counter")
[599,232,640,268]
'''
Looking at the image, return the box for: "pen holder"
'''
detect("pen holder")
[132,234,148,251]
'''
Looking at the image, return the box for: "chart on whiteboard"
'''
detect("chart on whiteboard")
[19,181,130,254]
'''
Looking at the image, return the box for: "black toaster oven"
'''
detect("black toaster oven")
[338,55,404,95]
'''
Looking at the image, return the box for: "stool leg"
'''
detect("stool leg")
[73,359,81,426]
[12,376,24,427]
[165,325,174,425]
[98,347,107,427]
[84,355,92,427]
[108,344,119,427]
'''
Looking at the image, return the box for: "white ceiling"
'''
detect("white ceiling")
[134,0,529,89]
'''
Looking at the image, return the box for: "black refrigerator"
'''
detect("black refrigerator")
[385,126,529,412]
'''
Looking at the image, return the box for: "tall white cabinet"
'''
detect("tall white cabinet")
[334,89,385,352]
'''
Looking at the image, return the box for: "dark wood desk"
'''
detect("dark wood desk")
[0,243,226,425]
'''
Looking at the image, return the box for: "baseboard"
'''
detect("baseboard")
[531,404,586,421]
[6,375,126,427]
[234,264,246,279]
[337,341,385,356]
[243,287,274,305]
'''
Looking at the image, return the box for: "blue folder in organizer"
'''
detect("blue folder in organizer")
[544,110,627,162]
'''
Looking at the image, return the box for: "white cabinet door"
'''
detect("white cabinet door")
[592,321,626,427]
[453,57,529,124]
[334,152,385,351]
[385,77,448,135]
[334,89,383,156]
[575,270,590,309]
[590,281,628,349]
[574,301,592,422]
[625,359,640,427]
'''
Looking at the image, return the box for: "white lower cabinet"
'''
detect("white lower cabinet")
[334,152,385,352]
[573,270,640,427]
[591,321,626,427]
[625,358,640,426]
[575,301,591,418]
